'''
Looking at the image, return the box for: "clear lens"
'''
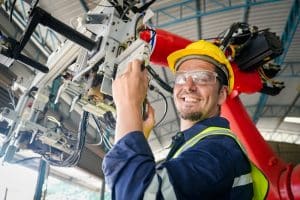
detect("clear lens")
[175,70,218,85]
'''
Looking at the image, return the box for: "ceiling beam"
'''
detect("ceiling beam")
[195,0,202,39]
[275,0,300,64]
[246,105,300,118]
[252,0,300,122]
[243,0,250,23]
[153,0,282,28]
[262,130,300,145]
[273,90,300,131]
[279,62,300,77]
[210,0,227,7]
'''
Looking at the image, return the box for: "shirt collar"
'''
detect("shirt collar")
[182,116,230,141]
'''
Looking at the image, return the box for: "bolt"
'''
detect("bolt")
[86,16,91,22]
[268,157,278,166]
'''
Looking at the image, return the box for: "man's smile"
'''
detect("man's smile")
[179,95,201,104]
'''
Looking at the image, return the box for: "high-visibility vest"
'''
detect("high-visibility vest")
[172,126,269,200]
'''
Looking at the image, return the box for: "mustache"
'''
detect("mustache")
[178,90,201,96]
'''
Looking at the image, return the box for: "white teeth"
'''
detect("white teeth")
[184,97,197,102]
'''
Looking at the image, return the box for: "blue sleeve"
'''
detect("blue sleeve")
[103,133,248,199]
[102,131,156,199]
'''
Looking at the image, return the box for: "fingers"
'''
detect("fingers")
[127,59,149,86]
[120,59,147,79]
[131,59,148,79]
[112,59,150,109]
[121,61,132,76]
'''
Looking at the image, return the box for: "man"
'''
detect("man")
[102,40,263,199]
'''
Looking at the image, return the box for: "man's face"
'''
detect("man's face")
[173,59,227,122]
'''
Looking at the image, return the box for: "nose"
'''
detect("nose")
[183,76,197,92]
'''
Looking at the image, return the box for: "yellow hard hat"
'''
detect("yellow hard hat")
[167,40,234,94]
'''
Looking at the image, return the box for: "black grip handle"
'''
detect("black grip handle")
[18,54,49,73]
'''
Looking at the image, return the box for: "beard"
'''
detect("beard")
[180,111,203,121]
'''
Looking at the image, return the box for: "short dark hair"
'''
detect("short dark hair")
[214,65,228,87]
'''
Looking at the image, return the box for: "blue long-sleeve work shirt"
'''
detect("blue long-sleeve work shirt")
[102,117,253,199]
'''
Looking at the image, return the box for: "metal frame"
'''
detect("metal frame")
[243,0,250,23]
[4,1,61,56]
[152,0,282,27]
[18,1,61,52]
[280,62,300,77]
[34,160,49,200]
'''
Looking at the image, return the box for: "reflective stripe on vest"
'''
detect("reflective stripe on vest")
[172,126,269,200]
[143,168,177,200]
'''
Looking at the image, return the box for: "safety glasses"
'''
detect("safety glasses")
[174,70,218,85]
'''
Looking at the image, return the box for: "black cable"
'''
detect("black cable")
[219,22,241,51]
[205,27,269,42]
[68,110,89,165]
[203,32,251,41]
[92,114,113,150]
[146,65,173,94]
[9,0,17,22]
[134,14,144,40]
[43,111,89,166]
[103,112,115,131]
[0,30,4,38]
[79,0,89,12]
[31,0,40,11]
[132,0,156,13]
[141,28,156,44]
[85,116,103,146]
[120,1,134,20]
[149,85,168,128]
[107,0,128,20]
[4,0,9,11]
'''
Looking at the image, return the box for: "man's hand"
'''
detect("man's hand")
[143,102,155,139]
[112,59,149,143]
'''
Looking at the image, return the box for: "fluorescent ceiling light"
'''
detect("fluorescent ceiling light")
[284,117,300,124]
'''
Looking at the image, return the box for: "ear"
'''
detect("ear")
[218,85,228,105]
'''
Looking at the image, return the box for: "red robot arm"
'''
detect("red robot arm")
[141,28,300,200]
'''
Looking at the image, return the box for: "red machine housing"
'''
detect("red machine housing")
[140,29,300,199]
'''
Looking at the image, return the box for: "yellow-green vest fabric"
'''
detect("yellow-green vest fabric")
[172,126,268,200]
